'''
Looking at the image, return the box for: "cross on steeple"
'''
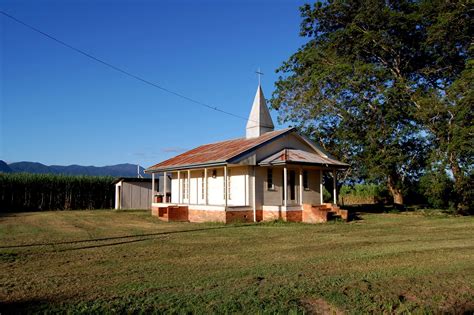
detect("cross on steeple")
[255,68,264,85]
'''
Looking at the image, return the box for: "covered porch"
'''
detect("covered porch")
[258,148,349,207]
[150,164,256,223]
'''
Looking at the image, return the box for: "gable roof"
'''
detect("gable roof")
[258,149,349,168]
[146,128,294,172]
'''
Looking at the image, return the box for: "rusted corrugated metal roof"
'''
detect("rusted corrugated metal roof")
[146,128,294,172]
[258,149,349,168]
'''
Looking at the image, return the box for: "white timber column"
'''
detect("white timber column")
[187,170,191,205]
[151,173,155,204]
[115,183,120,209]
[224,165,228,209]
[252,166,256,222]
[204,168,208,205]
[177,171,181,204]
[244,172,247,207]
[163,172,167,203]
[319,169,324,204]
[299,168,303,205]
[196,173,199,204]
[333,169,337,205]
[283,166,288,207]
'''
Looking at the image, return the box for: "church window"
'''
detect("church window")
[303,170,309,190]
[201,171,205,200]
[228,169,232,200]
[267,168,275,190]
[182,173,187,199]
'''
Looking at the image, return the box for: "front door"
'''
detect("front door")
[281,169,297,205]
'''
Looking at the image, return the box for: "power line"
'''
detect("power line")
[0,10,274,128]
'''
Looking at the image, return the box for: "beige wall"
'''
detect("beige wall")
[262,167,283,206]
[303,169,321,205]
[259,166,321,206]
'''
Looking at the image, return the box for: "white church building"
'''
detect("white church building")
[145,85,349,223]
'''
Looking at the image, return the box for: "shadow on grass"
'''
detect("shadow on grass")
[342,204,403,214]
[0,298,68,314]
[0,224,252,251]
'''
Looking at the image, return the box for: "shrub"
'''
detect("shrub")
[419,171,454,209]
[339,183,388,205]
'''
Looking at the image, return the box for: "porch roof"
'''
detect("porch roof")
[258,149,349,168]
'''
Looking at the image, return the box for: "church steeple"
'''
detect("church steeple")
[245,84,275,138]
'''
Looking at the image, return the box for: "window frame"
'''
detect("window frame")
[267,168,275,191]
[227,169,232,200]
[303,170,310,191]
[182,172,188,200]
[201,171,205,200]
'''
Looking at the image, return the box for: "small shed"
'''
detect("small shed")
[113,176,170,210]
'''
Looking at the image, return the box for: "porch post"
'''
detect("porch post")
[224,165,228,210]
[319,169,323,204]
[299,168,303,205]
[177,171,181,204]
[115,183,120,209]
[163,172,167,203]
[333,169,337,205]
[204,168,208,205]
[187,170,191,205]
[151,173,155,204]
[283,166,288,207]
[252,166,256,222]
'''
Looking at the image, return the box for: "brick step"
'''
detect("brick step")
[311,204,348,222]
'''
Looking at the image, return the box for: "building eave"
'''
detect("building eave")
[145,161,228,173]
[258,161,350,169]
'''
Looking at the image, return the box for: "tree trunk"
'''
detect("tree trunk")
[449,152,462,184]
[449,152,466,211]
[387,175,404,207]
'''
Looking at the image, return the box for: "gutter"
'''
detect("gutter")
[145,161,227,173]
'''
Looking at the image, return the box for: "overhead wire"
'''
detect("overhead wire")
[0,10,274,128]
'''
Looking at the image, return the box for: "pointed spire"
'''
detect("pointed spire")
[246,84,275,138]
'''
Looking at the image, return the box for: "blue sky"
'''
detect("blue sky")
[1,0,307,167]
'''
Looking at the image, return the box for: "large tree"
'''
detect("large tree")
[271,0,472,207]
[414,1,473,211]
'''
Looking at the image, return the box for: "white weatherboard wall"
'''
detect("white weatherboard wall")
[171,173,179,203]
[190,171,198,205]
[168,166,248,206]
[227,166,248,206]
[207,168,224,205]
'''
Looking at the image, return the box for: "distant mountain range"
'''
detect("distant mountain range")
[0,160,148,177]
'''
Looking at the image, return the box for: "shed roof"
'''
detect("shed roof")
[112,177,153,185]
[146,128,294,172]
[258,149,349,168]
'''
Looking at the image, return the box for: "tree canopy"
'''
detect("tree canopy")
[271,0,473,210]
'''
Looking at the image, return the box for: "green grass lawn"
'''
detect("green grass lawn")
[0,210,473,314]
